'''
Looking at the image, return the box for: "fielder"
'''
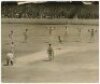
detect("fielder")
[63,26,68,42]
[77,28,82,42]
[48,27,52,35]
[23,28,28,43]
[58,35,62,43]
[88,29,95,42]
[10,41,15,54]
[47,44,54,61]
[48,27,55,35]
[9,30,14,43]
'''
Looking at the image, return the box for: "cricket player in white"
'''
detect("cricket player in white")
[63,26,68,42]
[77,28,82,42]
[10,42,15,54]
[47,44,54,61]
[88,29,95,42]
[6,52,14,66]
[9,30,14,43]
[6,41,15,66]
[23,28,28,43]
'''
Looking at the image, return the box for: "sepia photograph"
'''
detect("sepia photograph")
[1,1,99,83]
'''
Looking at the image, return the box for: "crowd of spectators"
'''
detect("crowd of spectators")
[1,2,99,19]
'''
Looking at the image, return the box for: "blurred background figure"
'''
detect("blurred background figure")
[63,26,69,42]
[77,28,82,42]
[58,35,62,43]
[9,30,14,43]
[88,29,96,43]
[10,41,15,55]
[23,28,28,43]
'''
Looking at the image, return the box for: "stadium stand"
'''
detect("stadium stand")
[1,1,99,19]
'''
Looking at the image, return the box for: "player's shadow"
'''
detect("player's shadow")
[3,64,9,66]
[44,42,49,43]
[72,40,80,42]
[5,43,9,45]
[29,59,52,65]
[42,59,51,62]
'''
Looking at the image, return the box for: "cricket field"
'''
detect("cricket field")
[1,19,99,83]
